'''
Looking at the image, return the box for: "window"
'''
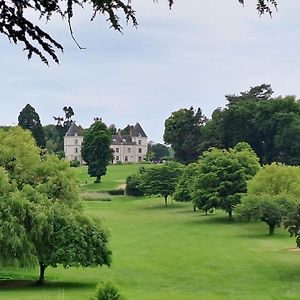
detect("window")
[75,156,78,161]
[75,148,78,153]
[75,139,78,145]
[138,156,142,162]
[138,140,141,145]
[138,148,142,153]
[125,156,128,162]
[116,156,119,161]
[127,148,131,153]
[116,148,119,153]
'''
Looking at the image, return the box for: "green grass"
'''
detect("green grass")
[74,163,148,192]
[1,165,300,299]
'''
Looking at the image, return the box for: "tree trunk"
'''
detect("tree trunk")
[36,262,47,285]
[193,205,197,212]
[228,210,233,220]
[269,224,275,235]
[164,196,168,207]
[94,176,101,183]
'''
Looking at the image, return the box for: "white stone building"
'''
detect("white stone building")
[64,122,148,164]
[64,122,84,164]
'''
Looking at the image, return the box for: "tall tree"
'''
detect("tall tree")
[208,88,300,165]
[81,120,113,183]
[18,104,46,148]
[164,107,207,164]
[0,1,277,64]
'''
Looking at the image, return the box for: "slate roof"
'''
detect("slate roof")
[132,123,147,137]
[65,122,83,136]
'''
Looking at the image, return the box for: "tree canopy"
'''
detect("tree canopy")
[191,142,260,218]
[18,104,46,148]
[81,120,113,183]
[0,1,278,64]
[140,161,184,206]
[164,107,207,164]
[0,127,111,284]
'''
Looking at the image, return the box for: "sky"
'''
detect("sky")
[1,0,300,143]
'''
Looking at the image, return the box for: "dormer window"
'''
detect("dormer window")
[113,139,116,142]
[138,133,142,137]
[122,139,126,143]
[74,133,78,136]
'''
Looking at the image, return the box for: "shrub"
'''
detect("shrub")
[126,175,144,196]
[70,160,80,167]
[92,281,126,300]
[107,189,125,195]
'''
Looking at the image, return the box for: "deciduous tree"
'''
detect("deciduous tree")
[191,143,260,218]
[164,107,207,164]
[140,162,184,206]
[0,127,111,284]
[237,195,295,235]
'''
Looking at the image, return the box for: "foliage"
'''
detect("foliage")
[126,174,144,196]
[208,89,300,165]
[191,143,260,218]
[236,194,295,235]
[164,107,207,164]
[53,106,77,152]
[247,163,300,197]
[70,160,80,167]
[0,127,111,284]
[82,120,113,183]
[1,1,277,64]
[92,281,126,300]
[147,143,170,163]
[140,162,184,206]
[174,163,198,211]
[284,205,300,247]
[18,104,46,148]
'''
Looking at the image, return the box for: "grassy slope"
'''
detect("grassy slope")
[1,164,300,300]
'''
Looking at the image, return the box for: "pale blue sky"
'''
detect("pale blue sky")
[0,0,300,142]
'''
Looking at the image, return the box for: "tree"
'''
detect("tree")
[191,143,260,218]
[81,120,113,183]
[0,1,277,64]
[0,127,111,283]
[284,205,300,248]
[18,104,46,148]
[140,162,184,206]
[164,107,207,164]
[208,88,300,165]
[125,174,144,196]
[247,163,300,197]
[237,195,295,235]
[174,163,198,211]
[147,143,170,163]
[53,106,76,153]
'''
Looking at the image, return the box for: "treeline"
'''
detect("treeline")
[164,84,300,165]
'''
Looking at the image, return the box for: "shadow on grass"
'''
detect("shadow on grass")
[0,279,94,290]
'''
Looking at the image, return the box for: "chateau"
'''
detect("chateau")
[64,122,148,164]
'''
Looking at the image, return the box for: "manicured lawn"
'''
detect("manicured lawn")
[1,165,300,299]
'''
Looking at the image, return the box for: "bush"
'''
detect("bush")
[92,281,126,300]
[70,160,80,167]
[107,189,125,195]
[125,175,144,196]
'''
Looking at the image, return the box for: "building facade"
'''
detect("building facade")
[64,122,84,164]
[64,122,148,164]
